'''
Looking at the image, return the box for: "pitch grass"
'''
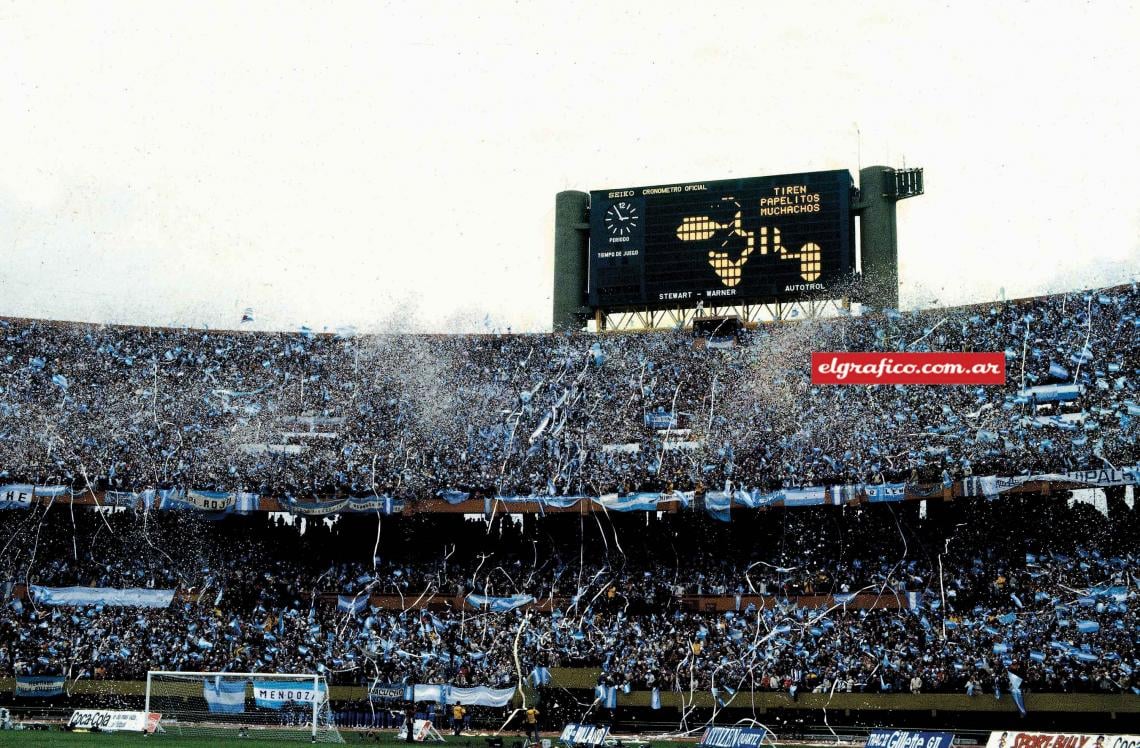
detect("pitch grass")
[0,734,734,748]
[0,735,711,748]
[1,731,411,747]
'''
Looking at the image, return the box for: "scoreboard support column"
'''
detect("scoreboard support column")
[552,190,591,332]
[856,165,923,311]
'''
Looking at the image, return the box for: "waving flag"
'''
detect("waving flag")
[203,677,246,714]
[1007,671,1027,716]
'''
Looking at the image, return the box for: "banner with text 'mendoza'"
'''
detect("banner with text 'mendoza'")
[252,680,327,709]
[867,730,955,748]
[985,733,1140,748]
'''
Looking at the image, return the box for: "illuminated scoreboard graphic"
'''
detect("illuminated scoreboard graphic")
[588,170,855,308]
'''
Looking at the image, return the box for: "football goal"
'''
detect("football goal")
[144,671,344,743]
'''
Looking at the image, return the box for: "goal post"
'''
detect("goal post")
[145,670,343,743]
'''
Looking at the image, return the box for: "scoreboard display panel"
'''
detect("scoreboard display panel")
[588,170,854,308]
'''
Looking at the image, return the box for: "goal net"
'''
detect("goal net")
[145,671,344,743]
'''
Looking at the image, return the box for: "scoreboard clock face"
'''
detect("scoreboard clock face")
[604,201,640,236]
[587,170,854,309]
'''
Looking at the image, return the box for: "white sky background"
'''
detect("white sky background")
[1,1,1137,333]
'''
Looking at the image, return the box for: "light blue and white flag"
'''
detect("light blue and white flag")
[14,675,65,698]
[530,666,552,687]
[203,677,246,714]
[337,595,369,616]
[411,683,448,703]
[704,492,732,522]
[464,593,534,612]
[1007,671,1026,716]
[447,686,514,707]
[782,486,827,506]
[29,586,175,608]
[592,493,661,512]
[437,489,470,504]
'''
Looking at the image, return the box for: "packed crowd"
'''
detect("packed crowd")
[0,284,1137,499]
[0,284,1136,701]
[0,509,939,603]
[0,494,1135,695]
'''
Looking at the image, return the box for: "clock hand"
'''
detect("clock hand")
[612,206,625,220]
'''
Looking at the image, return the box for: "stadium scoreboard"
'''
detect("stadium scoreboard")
[588,170,854,308]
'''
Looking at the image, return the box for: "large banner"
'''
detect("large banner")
[367,682,405,702]
[337,595,369,615]
[290,496,403,515]
[495,494,589,509]
[29,586,175,608]
[731,487,827,508]
[986,733,1140,748]
[203,678,246,714]
[560,724,611,748]
[410,684,447,703]
[67,710,161,733]
[593,493,667,512]
[377,683,514,706]
[865,483,907,503]
[289,498,351,515]
[447,686,515,707]
[15,675,66,697]
[145,489,261,514]
[252,680,327,709]
[397,719,438,742]
[0,484,72,509]
[103,491,147,510]
[161,490,236,512]
[964,468,1140,498]
[732,488,784,509]
[782,486,827,506]
[346,496,403,514]
[464,593,534,612]
[867,730,955,748]
[705,491,733,522]
[699,726,770,748]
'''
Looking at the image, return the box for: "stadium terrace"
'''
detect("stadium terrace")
[0,283,1136,737]
[0,284,1136,503]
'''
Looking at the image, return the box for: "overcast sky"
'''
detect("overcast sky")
[2,1,1137,333]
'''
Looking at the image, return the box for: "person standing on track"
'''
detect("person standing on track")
[404,703,416,743]
[524,705,540,743]
[451,701,467,735]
